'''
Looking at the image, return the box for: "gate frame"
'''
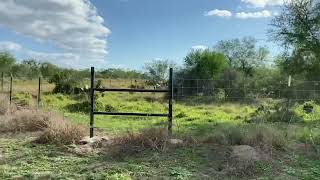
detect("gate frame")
[90,67,173,138]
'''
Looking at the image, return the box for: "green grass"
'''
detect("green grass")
[1,133,319,179]
[3,90,320,179]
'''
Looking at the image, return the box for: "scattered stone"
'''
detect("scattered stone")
[168,139,184,146]
[69,135,113,155]
[72,144,94,155]
[231,145,260,162]
[79,136,112,147]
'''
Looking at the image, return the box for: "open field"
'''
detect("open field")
[1,79,320,179]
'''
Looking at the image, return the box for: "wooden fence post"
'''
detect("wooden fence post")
[90,67,95,138]
[168,68,173,135]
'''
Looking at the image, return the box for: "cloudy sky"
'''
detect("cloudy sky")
[0,0,287,69]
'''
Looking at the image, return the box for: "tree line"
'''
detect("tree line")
[0,0,319,99]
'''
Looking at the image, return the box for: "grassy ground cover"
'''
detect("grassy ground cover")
[1,88,320,179]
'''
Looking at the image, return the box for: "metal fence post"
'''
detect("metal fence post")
[90,67,95,138]
[9,75,12,105]
[168,68,173,135]
[38,77,41,108]
[1,72,3,92]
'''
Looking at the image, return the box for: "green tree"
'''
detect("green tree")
[0,51,16,74]
[144,59,174,85]
[49,70,80,94]
[215,37,269,76]
[21,59,41,78]
[184,49,228,79]
[40,62,59,79]
[270,0,320,79]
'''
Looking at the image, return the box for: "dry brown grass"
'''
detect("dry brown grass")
[243,124,286,150]
[204,124,286,151]
[0,110,49,133]
[111,128,169,155]
[0,94,9,115]
[36,118,86,145]
[0,109,86,145]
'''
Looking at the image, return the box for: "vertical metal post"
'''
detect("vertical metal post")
[1,72,3,92]
[38,77,41,108]
[9,75,12,105]
[168,68,173,135]
[90,67,95,138]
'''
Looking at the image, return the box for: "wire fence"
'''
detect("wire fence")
[174,77,320,104]
[2,73,320,108]
[2,73,320,129]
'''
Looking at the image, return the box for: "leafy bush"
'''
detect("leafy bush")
[206,125,243,145]
[49,70,80,94]
[249,101,303,123]
[66,94,116,113]
[12,92,33,106]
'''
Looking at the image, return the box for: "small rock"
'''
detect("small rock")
[79,136,91,145]
[79,136,102,146]
[73,144,94,155]
[101,136,110,141]
[168,139,184,146]
[231,145,260,162]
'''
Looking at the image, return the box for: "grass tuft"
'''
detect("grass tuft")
[111,128,169,155]
[36,118,86,145]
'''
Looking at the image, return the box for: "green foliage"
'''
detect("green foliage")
[40,62,59,79]
[12,92,33,106]
[0,51,16,74]
[271,0,320,79]
[170,167,192,180]
[20,59,41,79]
[144,59,174,86]
[249,101,303,123]
[49,70,80,94]
[184,49,228,79]
[215,37,269,76]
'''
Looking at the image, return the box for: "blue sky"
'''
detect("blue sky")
[0,0,286,69]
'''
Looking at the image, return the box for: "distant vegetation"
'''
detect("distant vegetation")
[0,0,318,99]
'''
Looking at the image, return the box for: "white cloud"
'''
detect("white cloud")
[205,9,232,17]
[235,10,273,19]
[0,0,110,67]
[0,41,22,51]
[0,41,88,68]
[241,0,288,7]
[191,45,208,51]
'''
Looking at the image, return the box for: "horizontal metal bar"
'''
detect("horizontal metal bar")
[94,112,168,117]
[94,88,168,93]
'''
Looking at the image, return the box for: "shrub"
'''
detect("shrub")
[204,124,286,150]
[66,98,115,113]
[249,101,303,123]
[207,125,244,145]
[298,127,320,145]
[0,110,86,145]
[37,118,86,145]
[243,124,286,150]
[12,92,33,106]
[0,94,9,115]
[112,128,169,155]
[0,110,49,133]
[49,70,80,94]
